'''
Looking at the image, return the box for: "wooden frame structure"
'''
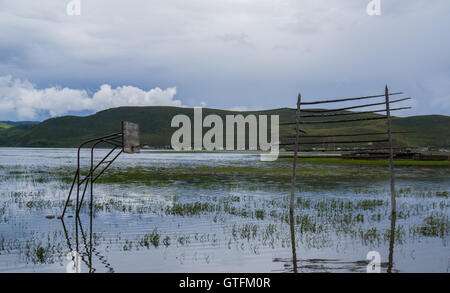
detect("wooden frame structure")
[284,86,411,272]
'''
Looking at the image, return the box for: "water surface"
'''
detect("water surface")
[0,148,448,273]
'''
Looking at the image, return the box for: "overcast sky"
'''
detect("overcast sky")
[0,0,449,121]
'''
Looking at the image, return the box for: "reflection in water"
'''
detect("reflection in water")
[0,149,448,273]
[273,257,381,273]
[61,214,114,273]
[289,210,298,273]
[279,207,398,273]
[387,211,397,273]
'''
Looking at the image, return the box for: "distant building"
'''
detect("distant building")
[312,147,327,152]
[417,147,429,152]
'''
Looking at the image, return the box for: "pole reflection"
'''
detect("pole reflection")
[387,211,396,273]
[60,213,114,273]
[289,210,298,273]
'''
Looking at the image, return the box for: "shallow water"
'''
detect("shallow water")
[0,148,448,273]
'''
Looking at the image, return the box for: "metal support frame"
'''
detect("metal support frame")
[59,121,139,273]
[59,133,123,272]
[61,133,123,218]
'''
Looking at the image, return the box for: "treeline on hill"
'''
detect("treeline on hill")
[0,107,449,149]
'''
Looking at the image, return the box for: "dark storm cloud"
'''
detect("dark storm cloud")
[0,0,449,120]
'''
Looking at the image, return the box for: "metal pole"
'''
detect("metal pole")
[63,132,122,217]
[76,179,90,215]
[76,146,81,217]
[75,147,81,249]
[93,150,123,183]
[89,144,94,273]
[385,85,396,214]
[79,145,118,185]
[77,140,109,214]
[61,172,78,218]
[75,214,79,267]
[290,93,301,214]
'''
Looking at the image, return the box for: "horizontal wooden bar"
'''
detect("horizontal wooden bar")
[291,97,411,113]
[280,116,388,125]
[277,124,308,132]
[301,116,387,124]
[299,107,411,118]
[348,151,398,154]
[286,131,413,139]
[280,139,389,146]
[280,147,403,152]
[300,92,403,105]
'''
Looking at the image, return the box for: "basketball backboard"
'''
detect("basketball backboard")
[122,121,140,154]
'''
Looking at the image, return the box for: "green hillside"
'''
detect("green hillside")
[0,106,449,149]
[0,122,14,130]
[0,121,39,126]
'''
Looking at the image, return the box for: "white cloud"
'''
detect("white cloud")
[229,106,249,112]
[0,75,180,120]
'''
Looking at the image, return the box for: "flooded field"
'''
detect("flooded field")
[0,148,448,273]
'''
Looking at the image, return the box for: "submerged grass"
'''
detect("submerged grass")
[1,155,449,272]
[414,213,449,238]
[280,157,450,167]
[3,157,448,194]
[138,228,161,248]
[58,165,392,191]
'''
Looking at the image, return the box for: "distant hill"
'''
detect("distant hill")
[0,121,39,126]
[0,106,449,149]
[0,122,12,130]
[0,121,39,141]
